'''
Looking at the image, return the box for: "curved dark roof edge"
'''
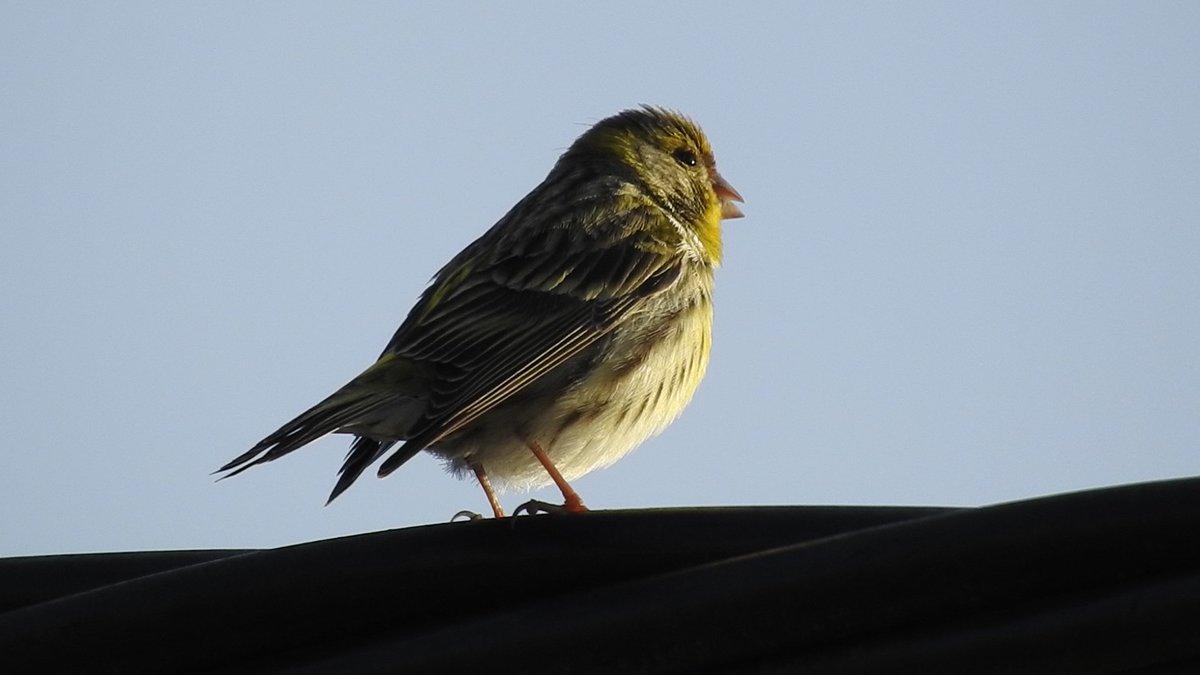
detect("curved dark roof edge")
[2,477,1198,674]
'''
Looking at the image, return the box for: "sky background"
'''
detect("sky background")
[2,2,1197,557]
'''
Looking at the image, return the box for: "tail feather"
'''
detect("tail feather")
[326,437,398,503]
[216,388,403,480]
[376,441,425,479]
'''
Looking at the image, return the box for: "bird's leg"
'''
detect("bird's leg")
[527,440,588,512]
[471,462,506,518]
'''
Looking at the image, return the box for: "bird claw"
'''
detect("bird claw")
[450,509,484,522]
[512,499,565,517]
[512,498,588,517]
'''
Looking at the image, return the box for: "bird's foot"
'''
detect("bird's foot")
[450,510,485,522]
[512,497,589,517]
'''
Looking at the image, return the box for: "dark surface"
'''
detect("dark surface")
[2,478,1198,674]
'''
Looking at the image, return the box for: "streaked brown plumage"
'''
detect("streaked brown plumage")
[218,106,743,516]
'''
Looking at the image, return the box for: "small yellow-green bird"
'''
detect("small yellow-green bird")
[218,106,743,517]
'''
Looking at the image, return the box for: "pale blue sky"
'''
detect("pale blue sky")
[2,2,1197,556]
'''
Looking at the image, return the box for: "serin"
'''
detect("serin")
[218,106,743,517]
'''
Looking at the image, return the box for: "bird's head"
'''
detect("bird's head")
[565,106,743,263]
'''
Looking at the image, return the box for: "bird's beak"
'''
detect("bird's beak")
[712,171,744,220]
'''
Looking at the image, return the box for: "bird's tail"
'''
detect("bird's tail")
[218,354,432,494]
[216,384,403,478]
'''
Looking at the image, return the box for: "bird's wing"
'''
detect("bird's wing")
[376,209,683,475]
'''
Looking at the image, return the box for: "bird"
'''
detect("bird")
[217,106,743,518]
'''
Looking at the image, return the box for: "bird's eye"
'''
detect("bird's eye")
[673,148,698,167]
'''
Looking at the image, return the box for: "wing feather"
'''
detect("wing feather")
[374,207,684,475]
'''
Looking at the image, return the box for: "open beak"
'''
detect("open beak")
[712,171,744,219]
